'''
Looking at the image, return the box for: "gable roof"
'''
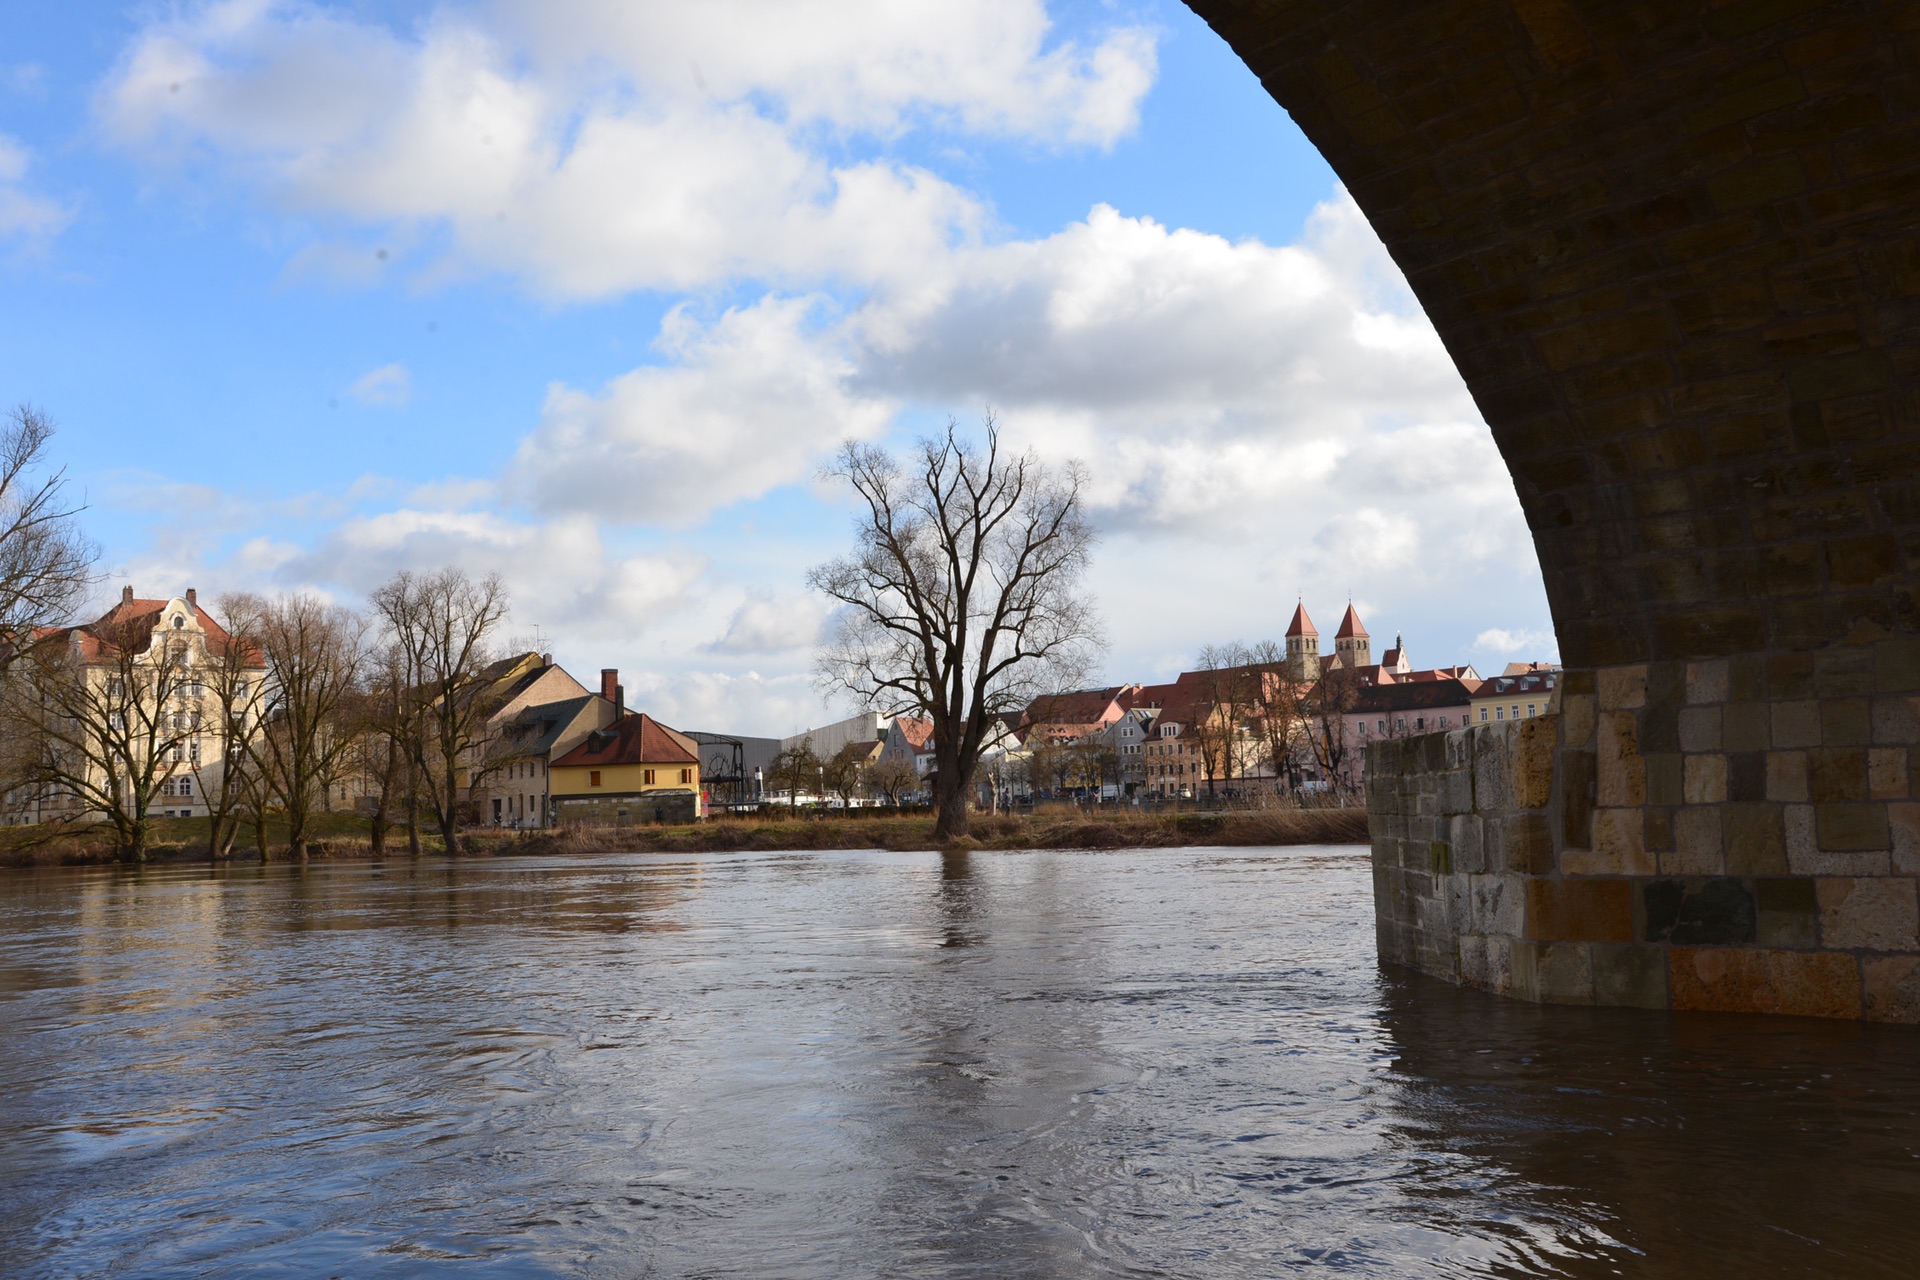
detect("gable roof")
[892,716,935,751]
[1351,678,1476,714]
[1472,671,1560,700]
[551,712,699,768]
[502,694,599,758]
[1023,686,1131,729]
[49,594,259,666]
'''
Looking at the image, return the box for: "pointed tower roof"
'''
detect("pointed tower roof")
[1286,603,1317,638]
[1335,604,1369,639]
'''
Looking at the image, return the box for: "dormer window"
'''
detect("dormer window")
[172,616,185,629]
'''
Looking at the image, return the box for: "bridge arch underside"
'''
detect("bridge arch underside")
[1188,0,1920,1018]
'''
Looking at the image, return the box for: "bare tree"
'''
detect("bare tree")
[767,741,823,809]
[371,568,509,852]
[810,417,1102,841]
[1189,643,1261,800]
[1245,640,1311,798]
[193,594,269,860]
[0,406,96,646]
[861,755,920,807]
[350,643,421,856]
[243,593,370,860]
[3,611,196,861]
[1305,666,1364,800]
[822,743,867,809]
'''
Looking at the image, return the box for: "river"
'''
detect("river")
[2,846,1918,1277]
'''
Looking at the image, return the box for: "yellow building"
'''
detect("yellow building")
[548,711,702,824]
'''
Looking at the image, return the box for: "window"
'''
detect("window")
[1479,707,1489,722]
[235,681,249,699]
[1511,704,1521,720]
[172,615,184,630]
[1358,721,1368,736]
[179,778,191,798]
[680,768,691,784]
[1396,718,1406,732]
[589,770,601,787]
[1415,717,1424,732]
[1527,703,1537,717]
[1377,720,1386,734]
[643,768,656,785]
[1439,715,1449,728]
[189,739,200,763]
[1495,706,1505,720]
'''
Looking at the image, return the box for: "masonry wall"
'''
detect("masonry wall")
[1370,640,1920,1019]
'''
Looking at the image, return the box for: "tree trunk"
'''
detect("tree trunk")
[253,810,271,862]
[405,790,421,856]
[932,770,970,841]
[370,811,388,855]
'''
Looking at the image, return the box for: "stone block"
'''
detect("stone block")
[1893,803,1920,874]
[1470,874,1524,937]
[1645,807,1675,853]
[1559,692,1596,748]
[1597,712,1646,806]
[1499,813,1557,875]
[1527,877,1634,943]
[1724,701,1773,751]
[1818,801,1890,851]
[1449,813,1486,873]
[1566,808,1655,875]
[1686,659,1729,705]
[1771,699,1824,748]
[1767,653,1816,700]
[1767,751,1810,802]
[1667,806,1726,875]
[1534,940,1595,1006]
[1684,752,1730,803]
[1757,877,1820,948]
[1559,749,1596,848]
[1869,748,1908,800]
[1816,647,1876,698]
[1728,751,1767,802]
[1726,803,1788,875]
[1823,698,1874,746]
[1644,876,1758,945]
[1484,934,1514,997]
[1875,639,1920,695]
[1591,943,1669,1010]
[1873,696,1920,745]
[1646,752,1683,806]
[1679,706,1723,752]
[1787,802,1889,873]
[1861,955,1920,1022]
[1810,748,1868,801]
[1669,947,1860,1019]
[1598,664,1648,710]
[1511,714,1557,809]
[1641,705,1680,754]
[1473,728,1511,813]
[1818,877,1920,951]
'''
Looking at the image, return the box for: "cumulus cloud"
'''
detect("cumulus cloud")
[0,134,70,243]
[706,591,833,656]
[346,361,410,406]
[97,0,1153,298]
[1475,628,1560,660]
[512,296,893,524]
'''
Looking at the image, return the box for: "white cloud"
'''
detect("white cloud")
[346,361,410,406]
[98,0,1153,299]
[1474,628,1560,660]
[0,133,70,243]
[706,591,832,656]
[512,296,894,524]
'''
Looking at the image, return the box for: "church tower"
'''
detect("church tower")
[1333,604,1371,671]
[1285,603,1320,681]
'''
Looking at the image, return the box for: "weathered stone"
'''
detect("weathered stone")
[1559,692,1596,749]
[1559,748,1596,849]
[1567,807,1655,875]
[1766,750,1810,802]
[1686,660,1730,706]
[1679,706,1723,752]
[1527,878,1634,943]
[1862,955,1920,1021]
[1683,753,1729,803]
[1597,712,1646,806]
[1817,876,1920,951]
[1668,947,1860,1018]
[1757,877,1820,948]
[1591,943,1669,1009]
[1667,806,1726,876]
[1818,801,1891,851]
[1511,714,1556,809]
[1893,802,1920,874]
[1772,699,1824,748]
[1726,803,1789,875]
[1644,877,1758,945]
[1870,748,1909,799]
[1597,665,1648,711]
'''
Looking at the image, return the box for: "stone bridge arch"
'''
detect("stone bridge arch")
[1186,0,1920,1018]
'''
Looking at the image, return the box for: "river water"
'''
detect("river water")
[3,846,1919,1278]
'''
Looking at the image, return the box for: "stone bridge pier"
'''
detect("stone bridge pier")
[1186,0,1920,1017]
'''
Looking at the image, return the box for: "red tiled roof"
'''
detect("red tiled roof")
[1285,603,1317,638]
[894,716,935,751]
[551,712,698,768]
[44,595,259,666]
[1335,604,1368,639]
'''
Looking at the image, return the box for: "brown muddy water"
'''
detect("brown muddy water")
[2,847,1918,1278]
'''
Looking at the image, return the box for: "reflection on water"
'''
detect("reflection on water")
[3,847,1919,1278]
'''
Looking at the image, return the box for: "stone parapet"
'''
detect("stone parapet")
[1369,638,1920,1020]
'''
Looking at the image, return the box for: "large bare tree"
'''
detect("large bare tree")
[810,417,1102,841]
[193,594,269,860]
[233,593,370,861]
[3,612,196,861]
[371,568,509,852]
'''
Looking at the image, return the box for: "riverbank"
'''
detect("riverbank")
[0,806,1368,867]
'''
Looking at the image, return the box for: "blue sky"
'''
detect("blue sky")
[0,0,1553,736]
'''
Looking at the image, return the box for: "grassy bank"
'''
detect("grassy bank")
[0,805,1369,868]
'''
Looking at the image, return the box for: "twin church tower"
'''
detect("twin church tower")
[1283,602,1406,682]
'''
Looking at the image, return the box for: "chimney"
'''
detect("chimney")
[540,651,553,667]
[616,683,625,719]
[601,668,618,705]
[185,588,197,610]
[121,585,133,605]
